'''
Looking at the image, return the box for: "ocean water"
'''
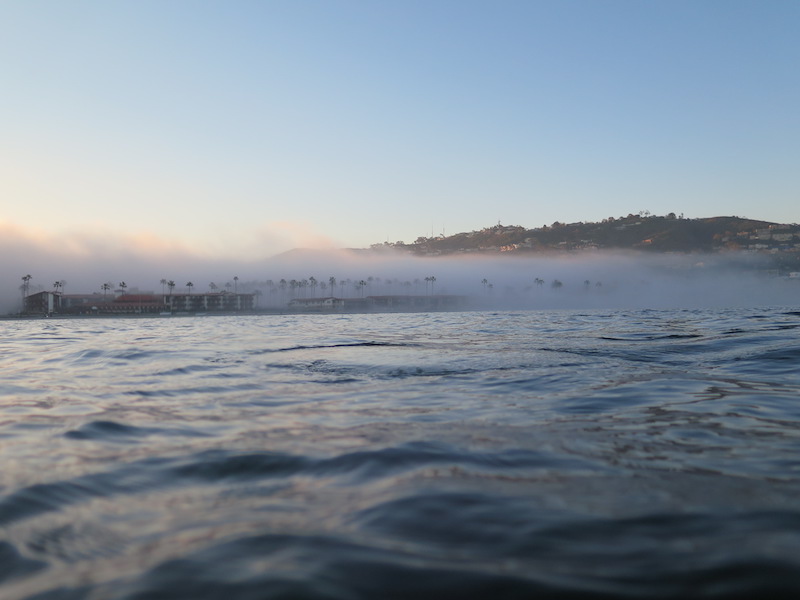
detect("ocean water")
[1,308,800,599]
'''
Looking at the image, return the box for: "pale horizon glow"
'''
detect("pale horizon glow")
[1,0,799,261]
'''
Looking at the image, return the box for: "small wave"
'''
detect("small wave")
[753,347,800,361]
[166,443,592,487]
[0,541,46,585]
[251,341,417,355]
[731,345,800,376]
[599,333,703,341]
[65,420,150,442]
[26,522,128,563]
[121,511,800,599]
[64,420,208,443]
[0,460,168,526]
[123,532,557,600]
[316,443,576,482]
[170,451,311,482]
[0,481,109,527]
[153,364,216,376]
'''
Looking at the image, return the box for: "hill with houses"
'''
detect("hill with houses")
[375,213,800,271]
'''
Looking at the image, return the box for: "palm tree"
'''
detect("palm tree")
[167,280,176,295]
[309,276,317,297]
[329,276,336,292]
[534,278,544,287]
[233,276,239,294]
[429,276,436,294]
[357,280,367,297]
[101,282,112,301]
[118,282,127,296]
[481,278,488,289]
[21,274,32,303]
[160,278,167,295]
[186,281,194,293]
[209,282,218,292]
[53,281,63,294]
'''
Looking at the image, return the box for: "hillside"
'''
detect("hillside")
[380,214,800,263]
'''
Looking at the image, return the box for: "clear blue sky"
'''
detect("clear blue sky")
[2,0,798,257]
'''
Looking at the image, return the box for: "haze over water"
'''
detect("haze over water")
[2,306,800,598]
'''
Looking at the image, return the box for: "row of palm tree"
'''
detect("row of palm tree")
[80,278,243,306]
[246,275,442,300]
[480,277,603,293]
[159,277,240,295]
[20,274,32,301]
[22,272,602,302]
[20,273,438,303]
[19,274,65,299]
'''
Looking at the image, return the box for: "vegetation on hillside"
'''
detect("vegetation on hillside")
[376,213,799,258]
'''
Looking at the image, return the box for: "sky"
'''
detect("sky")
[1,0,799,265]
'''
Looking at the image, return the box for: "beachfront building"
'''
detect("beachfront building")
[165,292,255,313]
[98,294,165,314]
[365,295,467,311]
[287,295,467,313]
[288,297,345,311]
[24,291,61,315]
[23,291,255,315]
[60,293,114,314]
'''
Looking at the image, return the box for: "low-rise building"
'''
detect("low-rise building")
[165,292,254,313]
[288,294,468,312]
[288,297,344,311]
[24,291,254,315]
[366,295,467,310]
[24,291,60,315]
[61,294,113,312]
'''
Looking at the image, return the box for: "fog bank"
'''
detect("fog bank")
[261,248,795,311]
[2,228,796,314]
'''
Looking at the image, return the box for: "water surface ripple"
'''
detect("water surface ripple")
[2,308,800,598]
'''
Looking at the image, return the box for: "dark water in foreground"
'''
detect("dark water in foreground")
[2,308,800,599]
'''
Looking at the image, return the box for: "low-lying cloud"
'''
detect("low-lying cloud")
[1,222,795,315]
